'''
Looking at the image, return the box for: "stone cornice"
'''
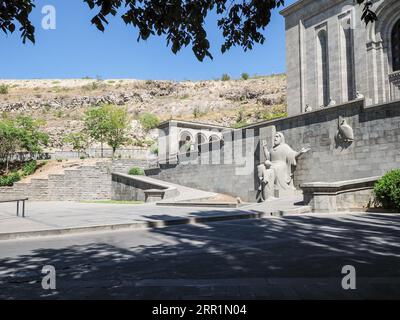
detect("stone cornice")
[280,0,348,19]
[280,0,312,17]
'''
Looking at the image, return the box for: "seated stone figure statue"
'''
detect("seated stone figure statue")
[257,160,275,202]
[261,132,310,194]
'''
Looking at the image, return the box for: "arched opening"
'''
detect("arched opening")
[392,18,400,72]
[179,131,193,153]
[209,135,220,143]
[317,29,330,107]
[196,133,207,153]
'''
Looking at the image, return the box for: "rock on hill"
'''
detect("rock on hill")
[0,75,286,148]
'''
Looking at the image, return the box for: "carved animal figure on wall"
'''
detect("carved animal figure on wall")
[356,91,364,99]
[338,118,354,143]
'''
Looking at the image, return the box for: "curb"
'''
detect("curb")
[0,210,274,241]
[156,202,242,208]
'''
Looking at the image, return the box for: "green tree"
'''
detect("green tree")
[1,1,376,61]
[104,105,131,155]
[84,106,110,157]
[15,116,49,153]
[84,105,131,156]
[139,113,160,131]
[63,132,89,155]
[0,119,21,173]
[0,116,48,173]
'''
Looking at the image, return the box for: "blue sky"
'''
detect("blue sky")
[0,0,296,80]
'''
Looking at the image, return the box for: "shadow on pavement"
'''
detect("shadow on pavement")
[1,212,400,299]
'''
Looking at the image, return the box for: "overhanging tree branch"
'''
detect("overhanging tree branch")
[0,0,377,61]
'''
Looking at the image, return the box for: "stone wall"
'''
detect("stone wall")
[301,176,379,213]
[254,99,400,187]
[149,129,259,202]
[111,173,179,202]
[147,163,257,202]
[281,0,395,116]
[0,159,147,201]
[150,99,400,203]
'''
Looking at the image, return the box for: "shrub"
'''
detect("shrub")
[82,81,103,91]
[193,107,207,119]
[262,112,288,121]
[241,73,250,80]
[128,167,145,176]
[55,110,64,118]
[374,169,400,210]
[0,172,21,187]
[22,160,37,176]
[139,113,160,131]
[150,143,158,155]
[233,121,248,129]
[0,84,9,94]
[221,74,230,81]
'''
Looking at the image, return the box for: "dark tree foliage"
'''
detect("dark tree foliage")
[1,0,377,61]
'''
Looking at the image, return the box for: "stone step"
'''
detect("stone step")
[267,205,311,217]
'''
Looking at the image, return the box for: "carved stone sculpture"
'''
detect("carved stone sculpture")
[261,133,310,194]
[305,104,313,112]
[328,98,337,107]
[337,117,354,143]
[257,160,275,202]
[356,91,364,99]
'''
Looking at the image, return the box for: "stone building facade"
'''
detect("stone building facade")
[157,120,228,164]
[281,0,400,116]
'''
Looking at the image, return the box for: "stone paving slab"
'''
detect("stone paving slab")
[1,213,400,299]
[0,201,269,240]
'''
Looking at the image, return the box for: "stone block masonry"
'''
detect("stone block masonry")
[150,98,400,204]
[0,159,148,201]
[147,163,257,202]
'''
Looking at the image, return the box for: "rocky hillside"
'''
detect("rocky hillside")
[0,75,286,149]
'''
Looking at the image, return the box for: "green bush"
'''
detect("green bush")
[139,113,160,131]
[221,74,230,81]
[150,143,158,155]
[0,84,9,94]
[241,73,250,80]
[0,84,8,94]
[22,160,37,176]
[128,167,145,176]
[374,169,400,210]
[0,172,21,187]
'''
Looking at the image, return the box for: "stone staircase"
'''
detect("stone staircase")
[0,159,146,201]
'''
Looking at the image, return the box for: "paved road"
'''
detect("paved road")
[1,213,400,299]
[0,201,256,235]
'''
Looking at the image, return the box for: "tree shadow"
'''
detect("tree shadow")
[1,212,400,299]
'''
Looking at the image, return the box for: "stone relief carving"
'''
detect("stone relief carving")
[257,160,275,202]
[356,91,364,99]
[335,116,354,149]
[328,98,337,107]
[257,132,310,201]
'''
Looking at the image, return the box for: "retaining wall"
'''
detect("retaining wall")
[0,159,147,201]
[149,99,400,203]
